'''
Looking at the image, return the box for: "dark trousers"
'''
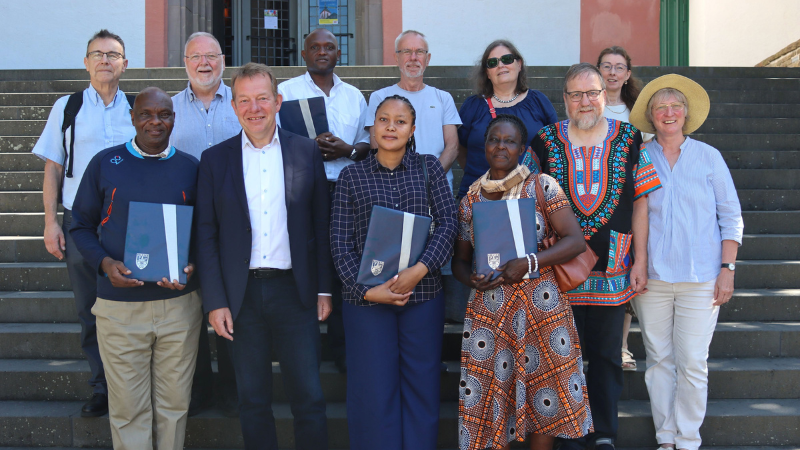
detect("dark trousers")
[562,303,627,449]
[343,293,445,450]
[229,272,328,450]
[326,182,346,359]
[62,210,106,395]
[193,306,237,399]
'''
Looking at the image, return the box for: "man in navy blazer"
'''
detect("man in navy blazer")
[196,62,332,450]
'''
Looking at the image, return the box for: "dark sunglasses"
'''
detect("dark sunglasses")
[486,53,518,69]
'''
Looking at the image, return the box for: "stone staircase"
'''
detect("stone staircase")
[0,66,798,449]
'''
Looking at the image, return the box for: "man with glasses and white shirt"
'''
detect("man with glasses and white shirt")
[277,27,370,374]
[170,31,241,417]
[31,29,136,418]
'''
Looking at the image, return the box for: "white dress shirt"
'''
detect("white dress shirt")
[242,132,292,269]
[277,72,370,181]
[645,136,744,283]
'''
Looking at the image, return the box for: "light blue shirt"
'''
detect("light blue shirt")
[645,136,744,283]
[32,84,136,210]
[170,81,241,160]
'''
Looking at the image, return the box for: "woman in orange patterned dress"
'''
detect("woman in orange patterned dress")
[452,114,593,450]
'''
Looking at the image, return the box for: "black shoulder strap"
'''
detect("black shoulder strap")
[418,153,431,209]
[61,92,84,179]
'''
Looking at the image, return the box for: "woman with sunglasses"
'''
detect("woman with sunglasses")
[456,40,558,199]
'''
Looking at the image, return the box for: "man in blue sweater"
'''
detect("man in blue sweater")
[70,87,202,450]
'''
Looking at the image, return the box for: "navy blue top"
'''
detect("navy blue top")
[70,142,200,301]
[331,149,457,306]
[457,89,558,198]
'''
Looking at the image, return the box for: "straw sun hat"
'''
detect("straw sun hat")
[629,74,710,135]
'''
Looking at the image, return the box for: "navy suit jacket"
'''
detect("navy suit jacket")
[196,129,333,320]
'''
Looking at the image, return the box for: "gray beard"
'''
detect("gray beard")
[572,111,601,130]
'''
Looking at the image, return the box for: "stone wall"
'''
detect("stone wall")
[756,38,800,67]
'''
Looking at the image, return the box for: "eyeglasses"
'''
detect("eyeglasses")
[565,89,604,102]
[395,48,428,57]
[486,53,518,69]
[653,102,685,114]
[185,53,223,63]
[598,63,628,73]
[86,51,124,61]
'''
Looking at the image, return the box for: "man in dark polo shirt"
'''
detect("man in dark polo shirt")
[70,87,202,450]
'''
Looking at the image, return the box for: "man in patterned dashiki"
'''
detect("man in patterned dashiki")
[531,63,662,450]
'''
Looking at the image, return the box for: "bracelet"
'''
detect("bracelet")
[529,252,538,274]
[526,254,532,274]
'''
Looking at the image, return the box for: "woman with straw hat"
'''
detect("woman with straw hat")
[629,74,744,450]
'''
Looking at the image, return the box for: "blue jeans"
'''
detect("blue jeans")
[343,293,445,450]
[63,209,106,395]
[228,272,328,450]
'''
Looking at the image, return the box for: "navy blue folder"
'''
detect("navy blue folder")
[472,198,539,280]
[357,206,432,286]
[278,96,329,138]
[124,202,193,284]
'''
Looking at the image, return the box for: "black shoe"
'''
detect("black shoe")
[334,355,347,374]
[81,393,108,418]
[188,390,214,417]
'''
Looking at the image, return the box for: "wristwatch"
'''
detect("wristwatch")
[721,263,736,271]
[349,147,358,160]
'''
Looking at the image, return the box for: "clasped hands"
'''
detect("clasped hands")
[316,132,352,160]
[364,262,429,306]
[470,257,529,291]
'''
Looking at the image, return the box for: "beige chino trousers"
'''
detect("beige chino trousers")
[93,291,203,450]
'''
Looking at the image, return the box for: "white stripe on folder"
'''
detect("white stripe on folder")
[398,212,415,272]
[298,98,317,138]
[162,204,180,282]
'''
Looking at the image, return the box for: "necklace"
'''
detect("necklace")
[605,103,627,114]
[492,92,520,103]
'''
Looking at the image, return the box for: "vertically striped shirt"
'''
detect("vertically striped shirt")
[644,136,744,283]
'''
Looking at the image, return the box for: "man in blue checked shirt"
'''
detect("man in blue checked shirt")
[31,29,136,418]
[170,31,241,417]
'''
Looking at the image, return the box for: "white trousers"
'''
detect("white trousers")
[632,279,718,450]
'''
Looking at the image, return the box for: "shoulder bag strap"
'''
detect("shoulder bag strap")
[485,97,497,119]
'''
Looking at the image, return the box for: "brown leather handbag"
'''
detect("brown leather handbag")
[534,174,599,292]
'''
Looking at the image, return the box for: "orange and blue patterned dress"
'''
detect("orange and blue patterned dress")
[458,174,593,450]
[531,119,662,306]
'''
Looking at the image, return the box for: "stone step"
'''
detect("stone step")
[0,212,61,236]
[1,188,794,214]
[743,211,800,234]
[2,320,797,360]
[2,286,798,324]
[1,210,793,238]
[0,398,798,448]
[6,101,800,123]
[724,151,800,169]
[737,190,800,211]
[733,260,800,289]
[0,171,41,191]
[2,64,798,80]
[0,263,69,291]
[0,153,44,170]
[731,170,800,190]
[2,231,796,264]
[739,235,800,260]
[0,137,37,153]
[1,357,797,403]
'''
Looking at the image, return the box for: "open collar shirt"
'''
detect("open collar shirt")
[32,84,135,210]
[171,81,241,160]
[644,136,744,283]
[277,72,370,181]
